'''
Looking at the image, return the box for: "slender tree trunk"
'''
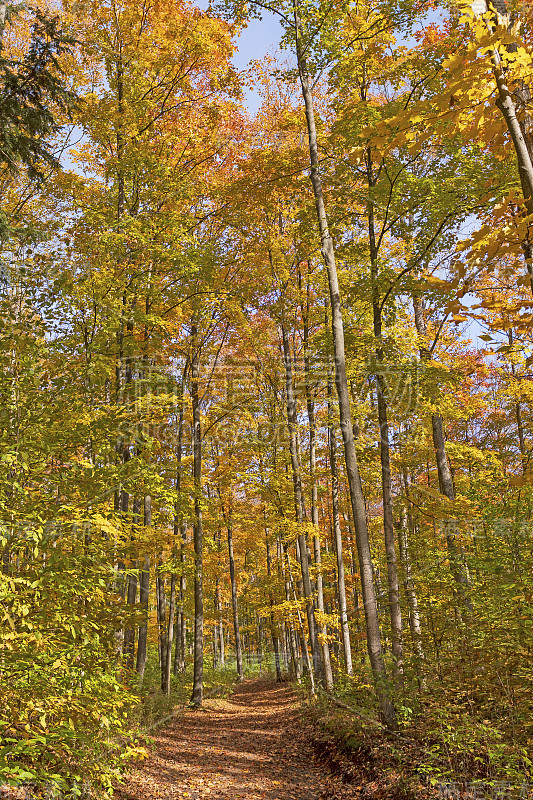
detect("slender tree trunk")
[174,591,183,675]
[285,543,315,694]
[162,573,176,694]
[367,194,403,686]
[166,366,186,688]
[293,0,396,728]
[219,611,225,667]
[279,621,288,671]
[190,326,204,707]
[214,577,220,669]
[413,296,473,615]
[515,400,526,469]
[342,512,361,629]
[266,530,282,681]
[280,320,320,686]
[328,366,353,676]
[156,568,167,677]
[508,330,527,471]
[124,495,140,671]
[135,557,149,677]
[227,509,244,681]
[302,281,333,689]
[124,569,137,670]
[280,538,301,681]
[0,1,7,51]
[180,573,187,670]
[112,49,128,661]
[136,295,152,678]
[211,509,225,669]
[174,518,187,675]
[136,496,151,677]
[465,4,533,289]
[399,501,426,690]
[311,534,332,688]
[174,566,187,676]
[490,42,533,210]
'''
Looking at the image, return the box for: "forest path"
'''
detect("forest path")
[116,678,355,800]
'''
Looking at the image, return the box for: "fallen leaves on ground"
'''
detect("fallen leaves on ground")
[115,679,363,800]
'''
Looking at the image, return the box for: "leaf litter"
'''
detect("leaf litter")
[115,679,363,800]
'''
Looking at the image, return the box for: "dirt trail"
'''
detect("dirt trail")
[116,678,355,800]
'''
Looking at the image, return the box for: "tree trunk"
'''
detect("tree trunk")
[174,534,187,676]
[302,282,333,690]
[508,329,527,471]
[470,3,533,289]
[368,193,403,685]
[328,366,353,676]
[0,2,7,51]
[190,326,204,707]
[124,566,137,670]
[399,501,426,690]
[491,47,533,211]
[280,320,320,686]
[156,568,167,677]
[293,0,396,728]
[136,496,151,677]
[413,296,473,615]
[285,543,315,694]
[167,366,186,687]
[219,611,225,667]
[227,511,244,681]
[214,576,220,668]
[280,538,301,682]
[162,563,176,694]
[124,495,140,671]
[266,531,282,681]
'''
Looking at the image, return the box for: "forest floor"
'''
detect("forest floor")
[115,678,364,800]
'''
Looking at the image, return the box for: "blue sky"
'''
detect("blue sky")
[233,14,286,112]
[231,13,284,73]
[196,0,285,113]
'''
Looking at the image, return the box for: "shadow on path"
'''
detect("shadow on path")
[115,678,348,800]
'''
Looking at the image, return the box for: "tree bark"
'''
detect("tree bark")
[327,366,353,676]
[413,296,473,615]
[281,320,321,685]
[508,329,527,471]
[174,568,186,675]
[266,530,282,681]
[219,607,225,667]
[124,495,140,671]
[285,542,315,695]
[156,568,167,677]
[162,572,176,694]
[227,510,244,681]
[190,325,204,707]
[481,4,533,292]
[302,279,333,690]
[367,191,403,686]
[293,0,396,728]
[136,495,151,677]
[164,365,186,692]
[399,496,426,690]
[0,2,7,51]
[279,538,301,681]
[491,52,533,211]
